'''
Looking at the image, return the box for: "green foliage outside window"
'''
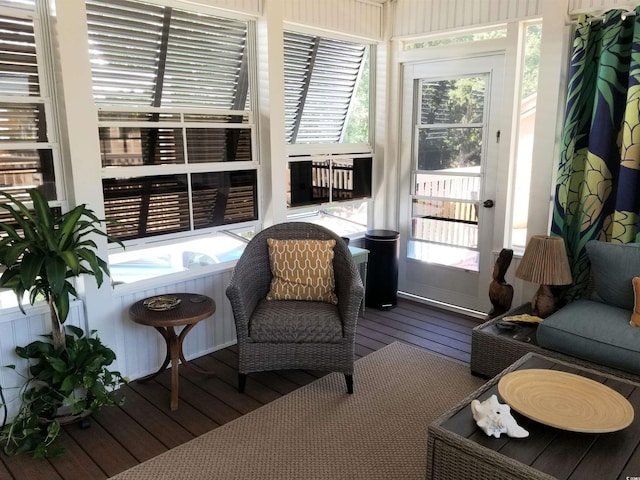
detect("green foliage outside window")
[404,29,507,50]
[418,76,486,171]
[522,24,541,98]
[343,48,370,144]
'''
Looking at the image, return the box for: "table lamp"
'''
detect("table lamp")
[515,235,573,318]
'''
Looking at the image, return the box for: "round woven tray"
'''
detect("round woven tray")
[498,369,634,433]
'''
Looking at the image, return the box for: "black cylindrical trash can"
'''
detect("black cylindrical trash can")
[365,229,399,309]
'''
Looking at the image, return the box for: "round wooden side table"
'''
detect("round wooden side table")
[129,293,216,411]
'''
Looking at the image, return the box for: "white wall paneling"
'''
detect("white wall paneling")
[283,0,384,40]
[189,0,261,15]
[112,269,237,382]
[392,0,543,38]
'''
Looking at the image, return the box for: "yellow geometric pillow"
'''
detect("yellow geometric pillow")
[266,238,338,304]
[631,277,640,327]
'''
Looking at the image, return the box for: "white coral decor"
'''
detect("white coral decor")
[470,394,529,438]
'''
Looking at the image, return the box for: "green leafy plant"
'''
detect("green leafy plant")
[0,188,115,349]
[1,326,127,458]
[0,188,126,457]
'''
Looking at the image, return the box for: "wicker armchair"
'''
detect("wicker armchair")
[225,222,364,394]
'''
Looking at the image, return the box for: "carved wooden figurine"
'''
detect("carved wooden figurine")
[487,248,514,319]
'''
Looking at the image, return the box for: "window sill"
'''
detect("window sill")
[111,259,237,297]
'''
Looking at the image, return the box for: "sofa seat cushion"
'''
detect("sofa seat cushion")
[537,299,640,375]
[249,299,343,343]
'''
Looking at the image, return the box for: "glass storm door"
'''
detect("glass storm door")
[398,55,504,312]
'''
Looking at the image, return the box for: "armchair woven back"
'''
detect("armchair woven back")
[225,222,364,393]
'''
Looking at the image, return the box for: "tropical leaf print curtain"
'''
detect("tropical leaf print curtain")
[552,7,640,300]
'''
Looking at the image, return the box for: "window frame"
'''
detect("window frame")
[98,106,258,178]
[0,1,68,306]
[282,28,375,231]
[509,19,542,251]
[0,4,65,205]
[84,1,261,254]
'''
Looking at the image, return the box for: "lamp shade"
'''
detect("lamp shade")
[515,235,573,286]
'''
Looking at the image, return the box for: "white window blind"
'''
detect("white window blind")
[87,0,249,109]
[284,31,367,144]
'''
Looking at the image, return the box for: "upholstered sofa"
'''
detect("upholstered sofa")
[536,240,640,377]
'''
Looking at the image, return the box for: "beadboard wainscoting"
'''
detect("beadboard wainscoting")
[111,268,238,383]
[0,266,239,421]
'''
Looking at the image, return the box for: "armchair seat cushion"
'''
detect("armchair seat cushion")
[249,299,344,343]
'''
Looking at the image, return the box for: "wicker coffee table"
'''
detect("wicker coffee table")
[426,352,640,480]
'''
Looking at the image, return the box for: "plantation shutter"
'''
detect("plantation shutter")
[0,14,39,96]
[86,0,248,109]
[284,31,366,144]
[164,9,248,109]
[86,1,164,106]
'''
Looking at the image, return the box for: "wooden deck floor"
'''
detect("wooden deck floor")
[0,298,480,480]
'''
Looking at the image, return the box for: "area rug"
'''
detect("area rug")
[110,342,485,480]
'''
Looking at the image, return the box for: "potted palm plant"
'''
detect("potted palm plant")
[0,188,126,457]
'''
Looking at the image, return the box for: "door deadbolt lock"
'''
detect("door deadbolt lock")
[482,199,495,208]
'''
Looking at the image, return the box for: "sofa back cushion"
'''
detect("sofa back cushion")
[585,240,640,310]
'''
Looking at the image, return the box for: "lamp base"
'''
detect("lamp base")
[530,284,556,318]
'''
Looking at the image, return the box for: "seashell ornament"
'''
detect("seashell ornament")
[470,394,529,438]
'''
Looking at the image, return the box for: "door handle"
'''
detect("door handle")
[482,199,494,208]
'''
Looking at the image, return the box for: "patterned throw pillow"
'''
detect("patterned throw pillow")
[266,238,338,304]
[631,277,640,327]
